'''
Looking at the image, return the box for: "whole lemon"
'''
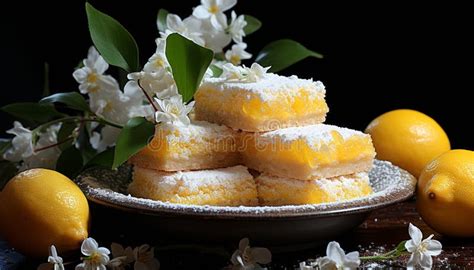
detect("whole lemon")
[417,150,474,237]
[0,169,89,257]
[365,109,450,178]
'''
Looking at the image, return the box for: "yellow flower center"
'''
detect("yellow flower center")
[154,58,165,68]
[170,106,180,115]
[209,5,219,14]
[88,86,99,93]
[89,252,102,264]
[87,73,98,83]
[230,55,241,65]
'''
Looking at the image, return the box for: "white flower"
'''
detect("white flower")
[3,121,34,162]
[162,14,205,46]
[220,63,247,80]
[316,241,360,270]
[245,63,270,82]
[154,95,194,126]
[225,43,252,65]
[108,243,135,270]
[200,18,232,53]
[230,238,271,269]
[405,223,442,270]
[108,243,160,270]
[143,38,169,73]
[38,245,65,270]
[132,244,160,270]
[228,11,247,43]
[193,0,237,30]
[72,46,119,94]
[19,124,61,171]
[76,238,110,270]
[125,71,176,101]
[89,126,121,152]
[298,261,318,270]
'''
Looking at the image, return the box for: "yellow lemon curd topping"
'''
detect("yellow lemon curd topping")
[256,172,372,206]
[130,121,240,171]
[195,73,328,131]
[242,124,376,180]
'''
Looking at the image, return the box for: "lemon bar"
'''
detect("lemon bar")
[194,74,328,131]
[256,172,372,205]
[128,165,258,206]
[129,121,240,171]
[241,124,376,180]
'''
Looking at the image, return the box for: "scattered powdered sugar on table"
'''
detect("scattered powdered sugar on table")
[201,73,325,102]
[77,160,416,217]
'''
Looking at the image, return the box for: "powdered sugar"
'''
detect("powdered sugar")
[159,121,235,144]
[258,124,369,150]
[201,73,325,102]
[76,160,416,218]
[134,165,252,192]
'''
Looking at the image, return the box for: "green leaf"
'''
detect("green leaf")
[86,147,115,168]
[57,122,77,150]
[0,161,18,190]
[40,92,90,112]
[157,9,169,33]
[85,2,139,72]
[0,139,12,159]
[209,65,223,77]
[55,145,84,178]
[244,15,262,35]
[395,240,407,252]
[256,39,323,73]
[1,103,64,123]
[165,33,214,102]
[113,117,155,169]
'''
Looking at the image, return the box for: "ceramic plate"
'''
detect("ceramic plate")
[76,160,416,246]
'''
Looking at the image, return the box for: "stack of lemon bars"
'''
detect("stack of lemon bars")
[128,69,376,206]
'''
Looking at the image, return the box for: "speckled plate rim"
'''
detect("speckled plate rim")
[76,160,417,219]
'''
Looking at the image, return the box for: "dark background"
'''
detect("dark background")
[1,1,472,149]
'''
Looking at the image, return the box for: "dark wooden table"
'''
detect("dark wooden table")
[2,200,473,269]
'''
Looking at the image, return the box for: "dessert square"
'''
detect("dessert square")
[129,121,240,171]
[194,74,328,132]
[128,165,258,206]
[256,172,372,205]
[241,124,376,180]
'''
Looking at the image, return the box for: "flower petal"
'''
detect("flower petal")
[166,14,184,32]
[408,223,422,245]
[218,0,237,11]
[419,252,433,269]
[249,247,272,264]
[192,5,210,19]
[405,239,417,253]
[97,247,111,255]
[50,245,58,258]
[134,261,148,270]
[424,239,442,256]
[230,250,241,265]
[74,263,85,270]
[239,238,249,251]
[407,251,421,270]
[81,238,98,256]
[326,241,345,264]
[344,251,360,268]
